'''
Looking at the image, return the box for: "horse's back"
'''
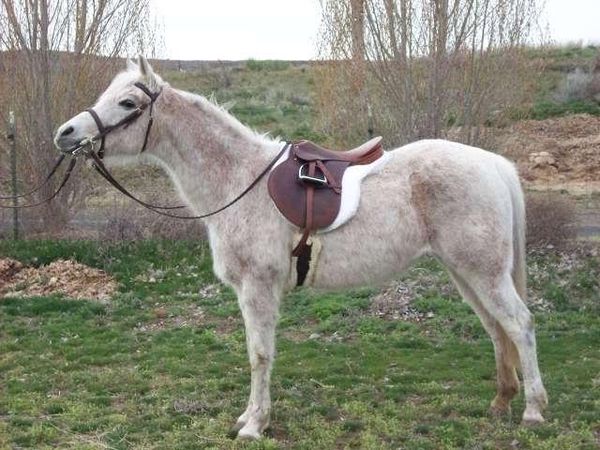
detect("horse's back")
[384,139,519,205]
[389,139,515,174]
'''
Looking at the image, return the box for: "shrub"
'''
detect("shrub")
[553,67,597,103]
[528,99,600,120]
[245,59,290,72]
[99,217,144,242]
[98,206,205,242]
[526,193,576,249]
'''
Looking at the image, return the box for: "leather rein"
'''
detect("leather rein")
[0,81,288,221]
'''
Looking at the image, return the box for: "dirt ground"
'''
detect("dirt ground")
[496,114,600,194]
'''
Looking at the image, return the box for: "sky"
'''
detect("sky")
[152,0,600,61]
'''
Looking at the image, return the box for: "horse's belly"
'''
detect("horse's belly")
[307,177,426,289]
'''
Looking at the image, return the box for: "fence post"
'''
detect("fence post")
[7,111,19,240]
[367,102,374,139]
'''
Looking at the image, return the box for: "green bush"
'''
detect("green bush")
[246,59,290,72]
[528,99,600,120]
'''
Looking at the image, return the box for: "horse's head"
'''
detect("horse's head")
[54,56,165,159]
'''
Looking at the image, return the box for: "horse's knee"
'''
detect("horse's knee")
[249,350,272,370]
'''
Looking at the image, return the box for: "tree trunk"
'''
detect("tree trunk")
[350,0,365,62]
[429,0,448,138]
[384,0,400,61]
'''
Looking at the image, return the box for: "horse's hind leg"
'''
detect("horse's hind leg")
[461,271,548,424]
[449,269,520,415]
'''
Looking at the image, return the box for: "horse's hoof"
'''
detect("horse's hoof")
[237,428,261,440]
[227,421,245,439]
[521,409,545,426]
[489,404,510,417]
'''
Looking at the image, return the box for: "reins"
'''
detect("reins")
[0,153,66,200]
[0,81,289,221]
[87,143,289,220]
[0,157,77,209]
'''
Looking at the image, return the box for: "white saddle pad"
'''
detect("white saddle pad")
[321,151,391,232]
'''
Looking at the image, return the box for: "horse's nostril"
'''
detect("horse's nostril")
[61,126,74,137]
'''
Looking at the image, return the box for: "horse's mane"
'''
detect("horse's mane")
[175,88,277,144]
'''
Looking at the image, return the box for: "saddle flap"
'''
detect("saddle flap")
[268,153,348,229]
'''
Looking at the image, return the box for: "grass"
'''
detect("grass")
[526,100,600,120]
[158,51,600,131]
[0,239,598,449]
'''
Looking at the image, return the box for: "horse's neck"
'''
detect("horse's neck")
[151,87,281,214]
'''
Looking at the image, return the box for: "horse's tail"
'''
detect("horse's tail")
[497,158,527,301]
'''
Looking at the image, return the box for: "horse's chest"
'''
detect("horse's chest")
[206,221,290,287]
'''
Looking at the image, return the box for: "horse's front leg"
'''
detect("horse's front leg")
[230,281,281,440]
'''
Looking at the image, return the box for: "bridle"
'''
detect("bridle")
[0,80,289,219]
[84,81,161,159]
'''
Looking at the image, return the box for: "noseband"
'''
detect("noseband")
[85,82,161,158]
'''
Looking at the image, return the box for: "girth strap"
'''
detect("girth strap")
[292,161,316,285]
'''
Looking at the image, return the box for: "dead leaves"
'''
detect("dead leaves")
[0,258,117,301]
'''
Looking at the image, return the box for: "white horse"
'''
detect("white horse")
[54,57,547,440]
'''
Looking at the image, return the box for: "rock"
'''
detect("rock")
[529,151,558,169]
[154,307,168,319]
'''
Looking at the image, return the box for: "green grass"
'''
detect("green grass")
[158,49,600,135]
[525,100,600,120]
[0,240,598,449]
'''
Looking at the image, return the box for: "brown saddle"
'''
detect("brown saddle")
[268,137,384,282]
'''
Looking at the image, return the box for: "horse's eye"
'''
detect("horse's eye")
[119,99,136,109]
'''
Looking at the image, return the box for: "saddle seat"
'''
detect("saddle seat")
[293,136,383,165]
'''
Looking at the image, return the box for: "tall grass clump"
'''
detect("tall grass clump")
[526,193,576,249]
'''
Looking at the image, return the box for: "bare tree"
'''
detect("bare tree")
[350,0,366,61]
[0,0,157,231]
[317,0,543,148]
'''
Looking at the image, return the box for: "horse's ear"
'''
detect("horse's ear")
[138,55,154,78]
[126,58,138,72]
[137,55,159,90]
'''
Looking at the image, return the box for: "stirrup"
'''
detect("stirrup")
[298,163,327,186]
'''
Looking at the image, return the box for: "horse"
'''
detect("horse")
[54,56,548,440]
